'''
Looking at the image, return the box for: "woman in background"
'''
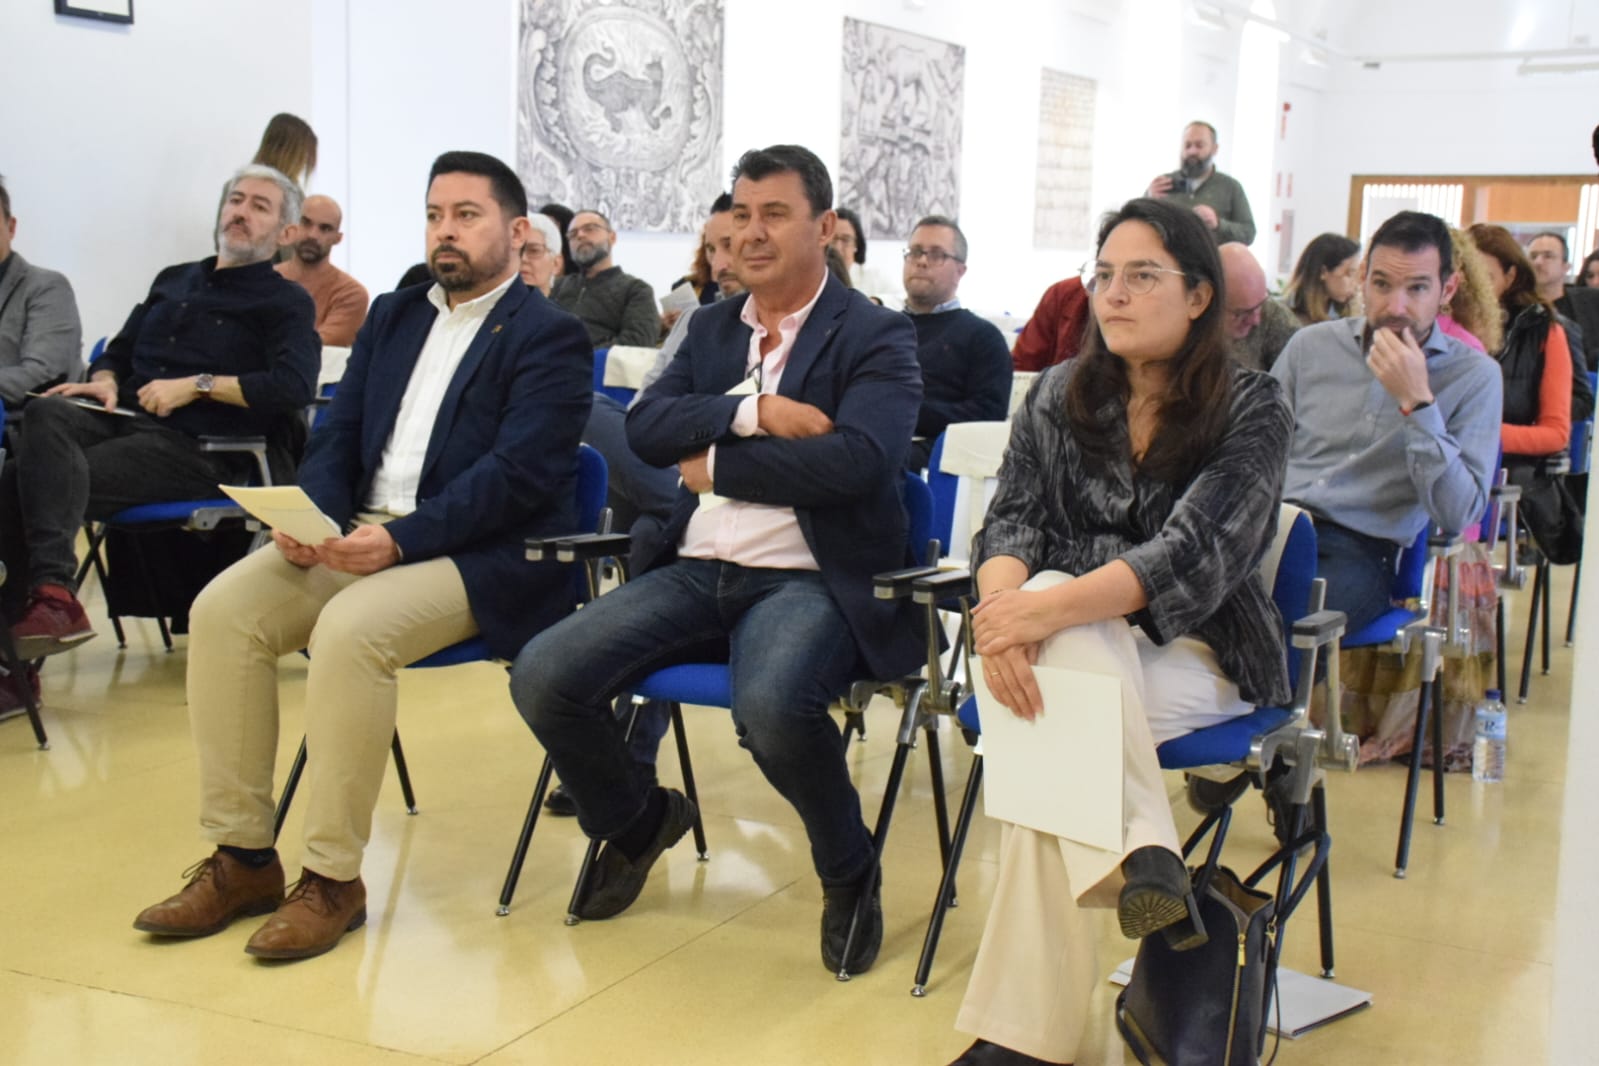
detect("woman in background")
[251,113,317,188]
[1437,227,1502,355]
[1576,248,1599,288]
[1283,233,1360,325]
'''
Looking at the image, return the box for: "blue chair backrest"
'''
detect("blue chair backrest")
[1391,523,1433,601]
[1270,510,1317,692]
[925,431,957,557]
[88,335,108,368]
[903,470,936,567]
[563,443,608,608]
[1571,418,1593,476]
[590,347,637,406]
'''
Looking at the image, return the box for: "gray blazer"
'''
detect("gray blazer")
[0,253,83,410]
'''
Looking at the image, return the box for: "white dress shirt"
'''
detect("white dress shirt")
[678,272,829,570]
[365,273,516,514]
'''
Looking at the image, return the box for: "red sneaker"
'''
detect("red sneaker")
[12,584,96,660]
[0,663,41,723]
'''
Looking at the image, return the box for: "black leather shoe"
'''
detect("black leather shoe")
[820,866,883,975]
[575,788,696,920]
[543,783,578,817]
[946,1038,1069,1065]
[1117,845,1207,951]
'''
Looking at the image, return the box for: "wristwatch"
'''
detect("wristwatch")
[195,373,215,397]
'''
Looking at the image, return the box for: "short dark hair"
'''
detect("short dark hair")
[912,214,967,263]
[1186,120,1218,142]
[428,151,527,220]
[835,206,868,264]
[573,208,613,231]
[730,144,832,218]
[1367,210,1453,280]
[0,174,9,221]
[1531,230,1570,260]
[710,192,733,215]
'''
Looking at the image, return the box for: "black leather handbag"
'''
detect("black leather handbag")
[1115,865,1277,1066]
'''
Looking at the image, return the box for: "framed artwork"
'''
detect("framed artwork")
[55,0,133,25]
[839,18,964,244]
[518,0,725,232]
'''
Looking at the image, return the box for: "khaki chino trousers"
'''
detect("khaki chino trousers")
[187,535,477,881]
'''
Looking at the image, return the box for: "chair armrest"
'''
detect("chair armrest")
[1491,483,1522,504]
[1427,532,1462,558]
[910,568,973,604]
[197,436,268,453]
[1290,609,1347,649]
[525,532,631,562]
[873,564,943,600]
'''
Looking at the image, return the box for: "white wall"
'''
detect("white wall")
[0,0,312,347]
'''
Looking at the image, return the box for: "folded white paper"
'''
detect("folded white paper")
[218,484,341,545]
[971,662,1125,852]
[660,282,700,316]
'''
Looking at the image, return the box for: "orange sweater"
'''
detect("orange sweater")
[1501,320,1571,456]
[275,260,370,347]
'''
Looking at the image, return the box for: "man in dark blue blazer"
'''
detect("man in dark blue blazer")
[135,152,592,962]
[511,145,923,976]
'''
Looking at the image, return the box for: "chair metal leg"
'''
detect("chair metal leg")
[498,753,557,915]
[120,530,168,652]
[668,702,708,860]
[1312,783,1336,978]
[1429,675,1445,826]
[1519,563,1544,703]
[1495,596,1506,697]
[273,739,309,842]
[0,626,48,749]
[912,753,982,997]
[390,731,417,815]
[1541,562,1553,675]
[565,838,605,926]
[924,725,952,872]
[1566,559,1582,647]
[1394,676,1434,878]
[836,695,922,982]
[842,709,866,747]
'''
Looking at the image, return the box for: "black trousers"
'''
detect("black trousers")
[0,396,249,604]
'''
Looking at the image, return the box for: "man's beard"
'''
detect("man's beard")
[1179,155,1212,180]
[569,240,611,270]
[215,216,279,264]
[295,239,329,265]
[430,242,509,292]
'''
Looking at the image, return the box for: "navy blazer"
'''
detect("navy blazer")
[626,274,926,681]
[298,280,593,659]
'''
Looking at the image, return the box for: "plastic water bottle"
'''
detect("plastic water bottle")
[1472,689,1507,783]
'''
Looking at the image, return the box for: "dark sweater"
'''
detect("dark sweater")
[908,307,1014,469]
[1555,286,1599,373]
[101,256,318,453]
[551,265,659,348]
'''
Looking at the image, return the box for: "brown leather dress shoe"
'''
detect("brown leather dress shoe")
[133,851,286,937]
[244,869,367,960]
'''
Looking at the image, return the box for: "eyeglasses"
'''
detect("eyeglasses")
[1081,262,1188,295]
[1227,298,1267,322]
[568,222,608,238]
[904,246,963,265]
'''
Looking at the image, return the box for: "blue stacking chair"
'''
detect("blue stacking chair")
[592,346,640,406]
[907,506,1356,994]
[1563,404,1593,646]
[74,436,276,652]
[501,474,943,975]
[269,446,610,861]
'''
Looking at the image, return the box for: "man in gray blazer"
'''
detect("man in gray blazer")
[0,177,83,413]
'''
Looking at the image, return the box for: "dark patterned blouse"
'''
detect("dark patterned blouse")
[976,360,1294,707]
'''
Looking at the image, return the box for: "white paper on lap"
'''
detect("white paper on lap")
[218,484,342,545]
[972,661,1125,853]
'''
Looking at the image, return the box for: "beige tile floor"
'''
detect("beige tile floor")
[0,567,1576,1065]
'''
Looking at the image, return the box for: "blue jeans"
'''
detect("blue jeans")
[510,559,873,887]
[1315,519,1399,633]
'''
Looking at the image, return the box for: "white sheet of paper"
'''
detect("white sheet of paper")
[660,282,700,316]
[971,661,1125,852]
[218,484,341,545]
[695,374,762,512]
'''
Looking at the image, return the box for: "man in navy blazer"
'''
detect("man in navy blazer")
[511,145,923,976]
[135,152,592,962]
